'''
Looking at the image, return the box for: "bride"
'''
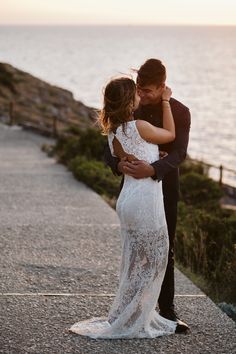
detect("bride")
[70,77,184,339]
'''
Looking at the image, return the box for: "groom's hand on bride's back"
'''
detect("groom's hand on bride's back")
[118,159,155,179]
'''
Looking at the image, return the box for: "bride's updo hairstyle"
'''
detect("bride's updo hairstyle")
[99,77,136,135]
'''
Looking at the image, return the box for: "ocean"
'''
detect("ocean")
[0,25,235,185]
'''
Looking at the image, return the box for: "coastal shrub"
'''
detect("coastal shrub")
[68,156,121,198]
[54,128,106,163]
[63,125,83,136]
[218,303,236,322]
[176,202,236,302]
[55,136,81,163]
[179,158,206,176]
[179,172,223,209]
[77,128,106,161]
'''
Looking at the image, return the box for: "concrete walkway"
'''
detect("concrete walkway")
[0,123,235,354]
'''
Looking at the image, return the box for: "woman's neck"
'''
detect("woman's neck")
[127,114,134,121]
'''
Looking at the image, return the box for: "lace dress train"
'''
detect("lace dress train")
[69,120,177,338]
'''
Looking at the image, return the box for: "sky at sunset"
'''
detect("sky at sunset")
[0,0,236,26]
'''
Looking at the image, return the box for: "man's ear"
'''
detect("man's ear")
[157,83,165,95]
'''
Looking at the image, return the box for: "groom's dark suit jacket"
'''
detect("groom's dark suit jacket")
[104,97,191,203]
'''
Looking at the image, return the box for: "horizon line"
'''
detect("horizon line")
[0,23,236,27]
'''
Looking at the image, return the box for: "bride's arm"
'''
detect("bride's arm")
[136,87,175,144]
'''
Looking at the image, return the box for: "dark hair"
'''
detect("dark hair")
[136,58,166,87]
[99,77,136,135]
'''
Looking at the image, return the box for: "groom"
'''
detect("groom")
[104,58,191,330]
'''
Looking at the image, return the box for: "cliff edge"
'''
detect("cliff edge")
[0,62,97,134]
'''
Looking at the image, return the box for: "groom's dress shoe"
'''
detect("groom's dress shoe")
[159,310,190,333]
[175,320,190,334]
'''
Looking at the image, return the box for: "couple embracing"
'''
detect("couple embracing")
[70,58,191,339]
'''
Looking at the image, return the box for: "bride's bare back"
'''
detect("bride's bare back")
[112,135,138,162]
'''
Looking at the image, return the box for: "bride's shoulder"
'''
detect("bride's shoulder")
[135,119,152,133]
[135,119,150,126]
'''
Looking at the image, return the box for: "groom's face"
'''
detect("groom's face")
[137,83,165,106]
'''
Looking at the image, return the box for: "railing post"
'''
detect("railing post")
[219,165,223,186]
[53,116,58,137]
[9,101,15,126]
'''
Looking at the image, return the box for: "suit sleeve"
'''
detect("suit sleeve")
[151,108,191,181]
[104,143,123,176]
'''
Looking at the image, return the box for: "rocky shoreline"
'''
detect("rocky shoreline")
[0,62,97,136]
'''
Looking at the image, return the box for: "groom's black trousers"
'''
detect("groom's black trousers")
[158,194,178,312]
[156,166,180,312]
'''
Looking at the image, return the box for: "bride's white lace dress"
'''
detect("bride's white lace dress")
[69,120,177,338]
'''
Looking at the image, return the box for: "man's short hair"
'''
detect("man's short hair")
[137,58,166,87]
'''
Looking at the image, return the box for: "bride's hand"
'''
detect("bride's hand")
[162,86,172,101]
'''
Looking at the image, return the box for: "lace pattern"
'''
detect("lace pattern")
[108,120,159,164]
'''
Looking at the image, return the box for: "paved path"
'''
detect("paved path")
[0,123,235,354]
